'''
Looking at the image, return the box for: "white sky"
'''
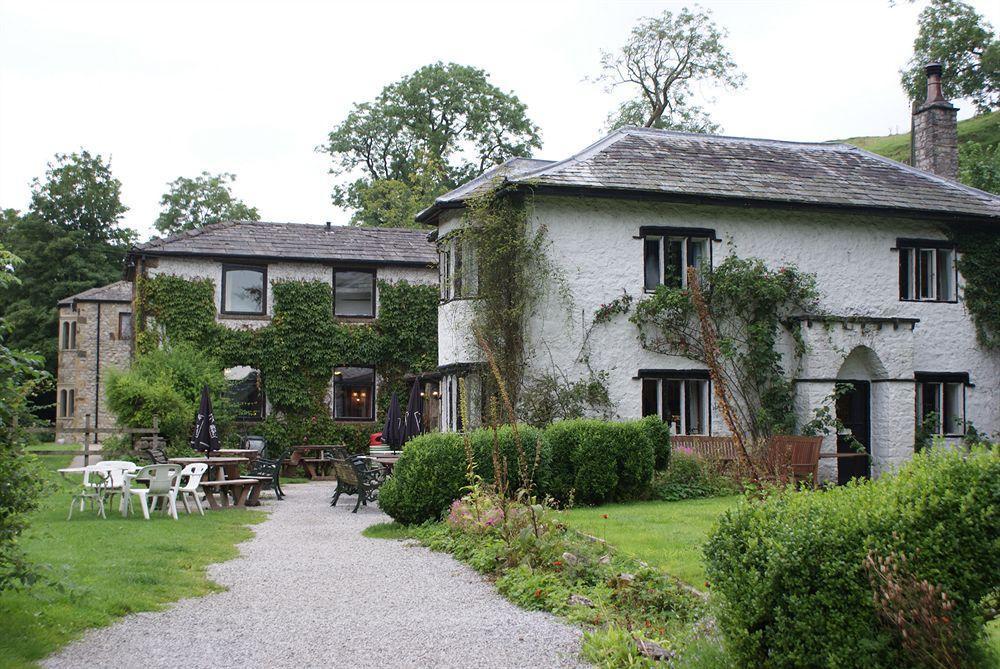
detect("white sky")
[1,0,997,241]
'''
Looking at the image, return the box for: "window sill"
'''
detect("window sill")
[334,315,376,323]
[219,313,270,321]
[898,298,959,304]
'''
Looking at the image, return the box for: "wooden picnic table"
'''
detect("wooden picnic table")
[216,448,262,461]
[287,445,342,480]
[168,456,259,508]
[371,453,400,475]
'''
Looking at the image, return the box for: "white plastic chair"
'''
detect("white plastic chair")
[68,466,112,520]
[171,463,209,516]
[90,461,139,515]
[124,464,181,520]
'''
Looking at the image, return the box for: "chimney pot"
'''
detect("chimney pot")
[924,62,945,103]
[326,221,331,231]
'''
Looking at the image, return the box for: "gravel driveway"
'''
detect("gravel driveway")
[43,482,586,668]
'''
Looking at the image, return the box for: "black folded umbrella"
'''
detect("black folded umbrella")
[191,385,220,456]
[381,392,404,451]
[402,378,424,445]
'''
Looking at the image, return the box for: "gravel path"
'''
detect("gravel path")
[43,482,586,668]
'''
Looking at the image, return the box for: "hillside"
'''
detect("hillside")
[840,110,999,164]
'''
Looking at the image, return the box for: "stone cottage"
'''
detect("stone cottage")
[56,281,133,442]
[422,65,1000,483]
[56,222,439,439]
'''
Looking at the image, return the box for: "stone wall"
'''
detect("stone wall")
[56,299,133,442]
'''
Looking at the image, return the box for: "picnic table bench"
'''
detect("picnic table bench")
[199,479,261,508]
[286,445,343,480]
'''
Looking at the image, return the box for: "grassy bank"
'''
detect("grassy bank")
[840,110,999,164]
[0,452,265,669]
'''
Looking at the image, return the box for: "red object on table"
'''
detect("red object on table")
[369,432,382,446]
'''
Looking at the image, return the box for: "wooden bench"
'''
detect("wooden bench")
[200,479,260,508]
[670,436,741,461]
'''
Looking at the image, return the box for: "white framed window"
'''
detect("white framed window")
[640,372,710,435]
[915,373,967,436]
[898,241,956,302]
[642,231,711,291]
[438,235,476,301]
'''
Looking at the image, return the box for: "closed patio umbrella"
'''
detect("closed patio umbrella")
[402,378,424,445]
[191,385,220,456]
[381,392,404,452]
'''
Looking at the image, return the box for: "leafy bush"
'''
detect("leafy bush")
[466,425,551,496]
[378,432,467,525]
[0,325,49,591]
[640,414,671,471]
[550,419,656,505]
[650,449,738,502]
[105,342,233,455]
[259,412,373,457]
[705,445,1000,669]
[609,421,655,500]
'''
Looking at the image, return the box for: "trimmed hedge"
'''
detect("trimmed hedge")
[380,419,661,524]
[377,433,466,525]
[704,445,1000,669]
[640,414,671,471]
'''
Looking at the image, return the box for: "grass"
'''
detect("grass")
[840,110,999,164]
[0,452,266,669]
[560,496,739,587]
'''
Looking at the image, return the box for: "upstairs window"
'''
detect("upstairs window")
[641,227,713,291]
[60,321,75,350]
[334,270,375,317]
[439,235,476,301]
[333,366,375,421]
[118,312,133,340]
[59,388,75,418]
[222,264,266,315]
[915,372,967,436]
[225,366,265,421]
[898,240,956,302]
[640,371,710,435]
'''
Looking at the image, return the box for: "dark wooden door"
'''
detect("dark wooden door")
[836,380,871,485]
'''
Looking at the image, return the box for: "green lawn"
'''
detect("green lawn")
[0,453,265,669]
[560,496,738,587]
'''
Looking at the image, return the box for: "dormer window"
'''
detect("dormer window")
[640,227,713,291]
[897,239,956,302]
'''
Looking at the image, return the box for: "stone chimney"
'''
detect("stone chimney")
[911,63,958,179]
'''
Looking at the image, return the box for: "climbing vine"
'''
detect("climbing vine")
[626,254,819,443]
[952,228,1000,350]
[134,273,438,445]
[463,181,554,413]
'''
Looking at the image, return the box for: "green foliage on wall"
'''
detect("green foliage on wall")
[953,228,1000,349]
[135,273,438,427]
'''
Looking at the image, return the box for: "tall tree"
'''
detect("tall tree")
[900,0,999,111]
[0,151,135,372]
[155,171,260,236]
[323,62,542,228]
[597,7,744,132]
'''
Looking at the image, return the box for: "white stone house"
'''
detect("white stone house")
[421,68,1000,483]
[57,221,439,431]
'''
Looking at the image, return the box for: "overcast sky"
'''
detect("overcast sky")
[1,0,997,240]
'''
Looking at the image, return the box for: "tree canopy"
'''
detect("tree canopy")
[900,0,999,112]
[0,151,135,373]
[597,7,744,132]
[155,171,260,236]
[322,62,542,228]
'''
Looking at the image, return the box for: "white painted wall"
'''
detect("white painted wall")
[437,194,1000,478]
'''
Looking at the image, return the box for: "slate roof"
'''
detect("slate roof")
[132,221,437,266]
[58,280,132,306]
[417,127,1000,223]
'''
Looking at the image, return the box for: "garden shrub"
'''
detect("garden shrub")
[105,342,234,455]
[705,445,1000,669]
[466,425,552,496]
[608,421,655,500]
[650,449,738,502]
[378,432,466,525]
[640,414,671,471]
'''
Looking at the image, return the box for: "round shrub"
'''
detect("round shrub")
[468,425,551,496]
[639,414,671,471]
[705,445,1000,669]
[378,433,466,525]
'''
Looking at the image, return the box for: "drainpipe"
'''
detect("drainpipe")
[94,302,101,445]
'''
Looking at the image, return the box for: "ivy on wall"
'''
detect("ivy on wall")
[952,228,1000,350]
[135,273,438,437]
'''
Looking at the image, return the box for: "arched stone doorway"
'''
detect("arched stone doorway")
[834,346,887,484]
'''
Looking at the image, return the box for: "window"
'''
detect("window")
[915,373,967,436]
[439,235,475,301]
[420,380,441,432]
[225,366,264,421]
[222,265,266,315]
[334,270,375,317]
[640,372,710,435]
[118,312,133,340]
[333,367,374,420]
[61,322,70,350]
[59,388,75,418]
[898,240,956,302]
[70,321,76,349]
[641,229,712,291]
[61,321,77,350]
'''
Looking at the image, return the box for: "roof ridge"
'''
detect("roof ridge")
[621,125,859,150]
